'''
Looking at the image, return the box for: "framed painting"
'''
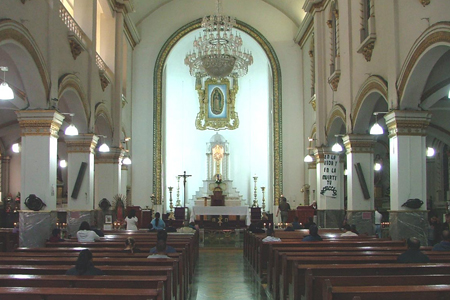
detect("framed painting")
[104,215,112,224]
[195,77,239,130]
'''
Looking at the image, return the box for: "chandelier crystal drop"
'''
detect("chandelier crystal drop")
[184,0,253,79]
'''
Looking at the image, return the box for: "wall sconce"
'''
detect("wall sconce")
[0,66,14,100]
[331,134,344,153]
[426,147,435,157]
[369,112,388,135]
[97,135,110,152]
[11,143,21,153]
[62,113,78,136]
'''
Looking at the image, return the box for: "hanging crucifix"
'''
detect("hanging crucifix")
[178,171,192,207]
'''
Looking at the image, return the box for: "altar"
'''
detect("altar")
[190,206,250,226]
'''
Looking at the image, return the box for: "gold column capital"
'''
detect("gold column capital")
[95,147,124,164]
[384,110,432,138]
[342,134,375,154]
[308,161,317,169]
[65,134,99,154]
[15,110,64,138]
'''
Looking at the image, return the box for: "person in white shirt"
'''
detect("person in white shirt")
[125,209,138,231]
[341,224,358,237]
[374,207,383,238]
[77,221,101,242]
[262,229,281,242]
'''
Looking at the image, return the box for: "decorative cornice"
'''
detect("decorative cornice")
[357,38,376,62]
[303,0,326,14]
[124,13,140,49]
[99,70,111,91]
[65,134,99,154]
[384,110,432,138]
[342,134,375,154]
[15,110,64,138]
[328,69,341,91]
[95,147,124,164]
[295,14,314,47]
[308,161,317,169]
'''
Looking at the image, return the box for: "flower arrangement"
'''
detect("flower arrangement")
[215,174,222,184]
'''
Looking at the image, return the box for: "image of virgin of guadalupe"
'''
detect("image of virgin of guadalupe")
[211,89,224,115]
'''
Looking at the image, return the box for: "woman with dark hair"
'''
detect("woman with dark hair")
[123,237,140,253]
[66,249,104,275]
[77,221,100,242]
[125,209,138,230]
[150,212,165,231]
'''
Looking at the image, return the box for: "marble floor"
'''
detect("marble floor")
[189,248,269,300]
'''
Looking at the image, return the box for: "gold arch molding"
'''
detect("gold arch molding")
[0,20,50,101]
[58,74,90,127]
[153,19,283,203]
[94,103,113,135]
[326,104,346,136]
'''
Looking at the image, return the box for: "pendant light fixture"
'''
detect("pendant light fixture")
[0,66,14,100]
[370,112,388,135]
[62,113,79,136]
[331,135,344,153]
[98,135,110,153]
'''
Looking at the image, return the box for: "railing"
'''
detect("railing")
[58,3,88,44]
[95,53,107,71]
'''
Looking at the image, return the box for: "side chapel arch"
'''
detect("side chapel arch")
[153,19,283,202]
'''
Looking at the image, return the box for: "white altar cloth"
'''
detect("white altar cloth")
[190,206,250,226]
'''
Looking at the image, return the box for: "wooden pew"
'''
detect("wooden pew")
[0,286,164,300]
[291,263,450,300]
[323,283,450,300]
[0,275,168,300]
[313,274,450,300]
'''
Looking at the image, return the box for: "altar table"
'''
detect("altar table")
[190,206,250,226]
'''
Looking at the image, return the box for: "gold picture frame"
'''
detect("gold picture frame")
[195,77,239,130]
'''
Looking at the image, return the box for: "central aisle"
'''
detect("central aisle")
[189,249,268,300]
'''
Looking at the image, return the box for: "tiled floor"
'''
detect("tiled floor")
[189,248,268,300]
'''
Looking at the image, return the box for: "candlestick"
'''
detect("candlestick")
[176,176,181,207]
[168,187,175,220]
[252,175,258,207]
[261,187,266,212]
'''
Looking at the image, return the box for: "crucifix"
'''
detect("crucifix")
[178,171,192,207]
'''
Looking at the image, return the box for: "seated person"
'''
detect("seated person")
[150,212,166,231]
[77,221,101,242]
[165,220,177,232]
[66,249,104,275]
[123,237,141,253]
[150,230,177,254]
[291,217,303,229]
[262,229,281,242]
[248,221,265,233]
[302,225,322,241]
[397,237,430,263]
[432,230,450,251]
[284,223,295,231]
[303,217,316,229]
[48,228,64,242]
[341,224,358,236]
[147,240,170,259]
[188,221,196,230]
[351,224,359,235]
[177,221,196,233]
[261,212,269,221]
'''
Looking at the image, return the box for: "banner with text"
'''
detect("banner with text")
[320,154,339,197]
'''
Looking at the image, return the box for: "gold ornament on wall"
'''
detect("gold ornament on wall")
[195,76,239,130]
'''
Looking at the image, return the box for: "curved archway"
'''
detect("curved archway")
[94,103,113,145]
[352,75,388,134]
[326,104,347,139]
[397,22,450,109]
[58,74,90,133]
[152,19,283,201]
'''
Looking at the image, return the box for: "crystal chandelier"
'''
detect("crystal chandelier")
[184,0,253,79]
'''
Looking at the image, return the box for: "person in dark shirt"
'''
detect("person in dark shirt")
[432,230,450,251]
[66,249,104,275]
[397,237,430,263]
[291,217,303,229]
[248,221,265,233]
[150,230,176,254]
[48,228,64,242]
[165,220,177,233]
[302,225,322,241]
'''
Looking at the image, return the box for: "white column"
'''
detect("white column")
[343,134,375,211]
[16,110,64,211]
[65,134,98,210]
[307,161,317,204]
[121,165,128,202]
[384,111,431,211]
[94,148,124,208]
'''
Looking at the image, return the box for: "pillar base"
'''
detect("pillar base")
[317,209,346,228]
[389,210,428,245]
[67,210,94,237]
[19,211,57,248]
[347,211,374,235]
